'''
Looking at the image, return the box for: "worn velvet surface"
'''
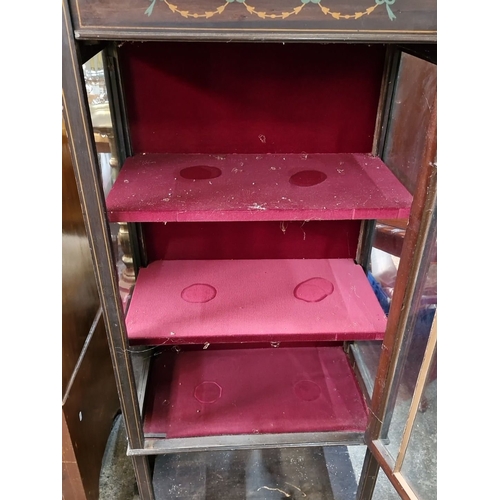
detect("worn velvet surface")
[115,42,390,258]
[141,220,360,261]
[106,153,412,223]
[143,346,368,438]
[118,42,385,155]
[125,259,387,344]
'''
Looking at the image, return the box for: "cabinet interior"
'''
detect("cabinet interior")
[104,41,413,440]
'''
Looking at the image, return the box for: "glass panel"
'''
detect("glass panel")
[350,51,436,400]
[322,446,363,500]
[400,349,437,500]
[82,51,136,310]
[383,215,437,461]
[351,50,437,500]
[351,340,382,398]
[351,245,401,398]
[328,446,404,500]
[372,464,401,500]
[384,52,437,195]
[82,52,115,196]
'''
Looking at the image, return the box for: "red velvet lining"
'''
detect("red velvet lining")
[143,345,368,438]
[125,259,387,345]
[118,42,385,154]
[143,220,360,261]
[106,153,412,223]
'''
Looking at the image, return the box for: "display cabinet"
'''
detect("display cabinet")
[62,2,437,498]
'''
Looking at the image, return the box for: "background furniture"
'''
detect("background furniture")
[62,121,121,500]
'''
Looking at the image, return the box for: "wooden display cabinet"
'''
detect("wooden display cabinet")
[62,2,437,498]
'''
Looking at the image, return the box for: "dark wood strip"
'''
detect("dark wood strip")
[62,0,145,453]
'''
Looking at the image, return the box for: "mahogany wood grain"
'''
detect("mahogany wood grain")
[63,410,87,500]
[62,318,121,500]
[62,123,101,396]
[383,52,437,195]
[69,0,436,42]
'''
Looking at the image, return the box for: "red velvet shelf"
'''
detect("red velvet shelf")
[125,258,387,345]
[143,345,368,438]
[106,153,412,223]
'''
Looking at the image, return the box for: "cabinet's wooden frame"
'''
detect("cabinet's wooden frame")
[62,1,437,497]
[63,4,154,498]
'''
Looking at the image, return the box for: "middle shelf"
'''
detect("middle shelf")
[125,258,387,345]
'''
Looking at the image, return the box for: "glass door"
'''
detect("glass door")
[352,48,437,500]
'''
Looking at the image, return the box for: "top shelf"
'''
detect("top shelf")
[106,153,412,223]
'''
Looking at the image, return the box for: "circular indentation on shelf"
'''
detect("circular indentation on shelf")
[194,381,222,404]
[294,380,321,401]
[181,283,217,303]
[294,277,334,303]
[180,166,222,180]
[289,170,327,187]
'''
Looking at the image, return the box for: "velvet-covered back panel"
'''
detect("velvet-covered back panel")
[118,42,386,154]
[143,220,361,261]
[118,42,386,260]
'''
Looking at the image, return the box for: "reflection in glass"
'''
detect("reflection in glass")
[351,340,381,398]
[344,445,400,500]
[384,222,437,462]
[82,51,114,196]
[384,52,437,195]
[400,349,437,499]
[82,51,136,309]
[351,246,401,399]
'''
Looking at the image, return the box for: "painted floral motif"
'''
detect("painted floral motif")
[145,0,398,22]
[145,0,157,16]
[376,0,396,20]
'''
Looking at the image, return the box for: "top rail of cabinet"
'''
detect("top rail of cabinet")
[69,0,437,42]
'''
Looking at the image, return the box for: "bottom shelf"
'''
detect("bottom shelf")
[143,345,368,440]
